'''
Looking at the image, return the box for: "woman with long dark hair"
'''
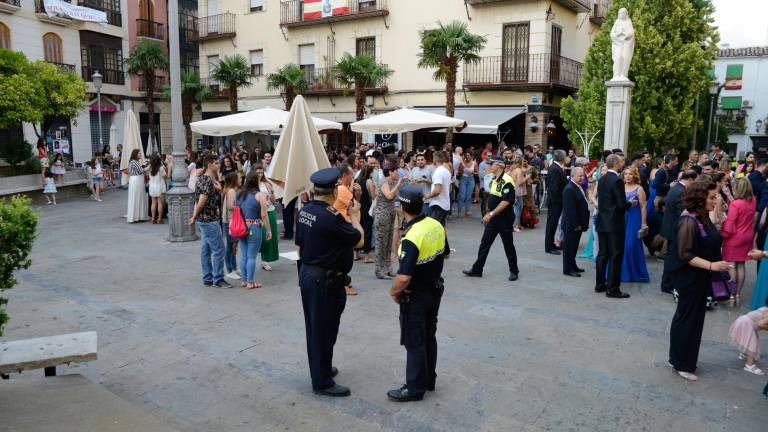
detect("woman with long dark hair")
[102,145,114,187]
[221,155,237,178]
[668,180,731,381]
[37,138,49,187]
[148,153,168,223]
[126,149,149,223]
[236,172,272,289]
[356,164,375,263]
[254,163,279,271]
[221,172,241,280]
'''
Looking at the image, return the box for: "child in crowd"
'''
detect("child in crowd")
[51,153,66,185]
[88,158,103,202]
[729,298,768,376]
[43,169,57,205]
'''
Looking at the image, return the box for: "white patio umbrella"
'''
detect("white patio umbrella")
[189,106,342,136]
[107,124,118,154]
[146,133,159,156]
[119,109,144,186]
[350,107,466,134]
[266,96,330,203]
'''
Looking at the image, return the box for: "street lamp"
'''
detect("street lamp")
[92,70,104,152]
[757,118,764,134]
[546,119,557,137]
[705,82,719,152]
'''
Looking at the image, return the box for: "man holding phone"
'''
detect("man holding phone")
[409,153,434,214]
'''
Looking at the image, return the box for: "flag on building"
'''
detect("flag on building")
[303,0,349,20]
[725,64,743,90]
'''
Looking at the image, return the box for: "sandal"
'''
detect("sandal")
[248,283,263,289]
[345,286,358,296]
[744,364,765,375]
[261,263,273,271]
[241,282,248,288]
[676,371,699,381]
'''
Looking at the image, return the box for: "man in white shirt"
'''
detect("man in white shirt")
[424,151,453,257]
[409,153,434,214]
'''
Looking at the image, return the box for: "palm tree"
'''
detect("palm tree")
[266,64,308,111]
[161,71,212,148]
[333,53,393,145]
[125,40,168,143]
[211,54,253,113]
[418,20,486,145]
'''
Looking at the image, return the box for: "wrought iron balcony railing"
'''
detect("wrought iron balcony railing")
[201,77,230,99]
[466,0,590,12]
[77,0,122,26]
[195,13,235,41]
[463,54,583,93]
[280,0,389,28]
[137,18,164,40]
[302,65,389,96]
[47,61,77,73]
[590,0,612,25]
[1,0,22,8]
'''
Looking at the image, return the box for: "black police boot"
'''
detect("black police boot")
[387,385,424,402]
[313,384,350,397]
[508,273,519,282]
[462,269,482,277]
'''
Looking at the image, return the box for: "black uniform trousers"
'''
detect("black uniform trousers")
[401,285,443,393]
[470,220,519,275]
[299,264,347,390]
[562,230,583,274]
[545,201,563,252]
[595,230,624,293]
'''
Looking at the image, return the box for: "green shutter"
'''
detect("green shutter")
[720,96,742,110]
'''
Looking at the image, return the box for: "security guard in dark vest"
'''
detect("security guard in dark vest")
[295,168,363,397]
[462,156,520,281]
[388,184,446,402]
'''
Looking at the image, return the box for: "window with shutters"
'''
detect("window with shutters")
[43,33,64,63]
[250,49,264,76]
[0,22,10,49]
[501,22,529,82]
[249,0,264,12]
[208,55,220,77]
[299,44,315,76]
[356,37,375,59]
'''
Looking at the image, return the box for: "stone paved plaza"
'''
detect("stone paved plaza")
[2,189,766,431]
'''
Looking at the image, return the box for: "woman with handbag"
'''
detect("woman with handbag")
[620,167,650,283]
[668,180,732,381]
[722,178,756,303]
[236,172,272,289]
[254,164,279,272]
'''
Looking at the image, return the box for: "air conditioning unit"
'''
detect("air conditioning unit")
[743,100,754,108]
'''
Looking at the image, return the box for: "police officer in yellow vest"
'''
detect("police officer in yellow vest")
[388,184,446,402]
[463,156,520,281]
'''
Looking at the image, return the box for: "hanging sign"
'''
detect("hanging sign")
[43,0,108,24]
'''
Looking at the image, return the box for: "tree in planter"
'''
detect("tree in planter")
[560,0,718,157]
[0,139,34,174]
[333,53,393,145]
[0,195,38,336]
[125,40,169,144]
[161,71,212,148]
[212,54,253,113]
[418,21,486,146]
[266,64,308,111]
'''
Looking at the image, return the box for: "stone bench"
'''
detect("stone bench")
[0,331,97,378]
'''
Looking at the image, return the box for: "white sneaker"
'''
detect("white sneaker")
[744,364,765,375]
[227,272,241,280]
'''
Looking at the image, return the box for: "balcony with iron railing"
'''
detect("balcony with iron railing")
[0,0,22,14]
[465,0,591,12]
[82,66,124,85]
[47,61,77,73]
[195,13,235,41]
[590,0,611,25]
[35,0,74,25]
[280,0,389,28]
[137,19,164,40]
[302,65,389,96]
[463,54,583,93]
[201,77,230,99]
[139,75,166,92]
[77,0,122,26]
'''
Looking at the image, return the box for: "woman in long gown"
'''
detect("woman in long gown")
[579,164,606,261]
[126,149,148,223]
[752,208,768,310]
[668,181,731,381]
[620,167,649,282]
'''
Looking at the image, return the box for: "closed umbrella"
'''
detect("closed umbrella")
[146,133,159,156]
[266,95,330,203]
[190,106,342,136]
[350,107,466,134]
[120,109,144,186]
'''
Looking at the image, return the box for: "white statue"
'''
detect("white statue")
[610,8,635,81]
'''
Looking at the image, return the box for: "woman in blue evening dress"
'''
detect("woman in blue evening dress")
[621,170,650,283]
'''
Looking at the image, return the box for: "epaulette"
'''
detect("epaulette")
[326,205,340,216]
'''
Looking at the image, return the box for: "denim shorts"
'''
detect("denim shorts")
[92,176,102,184]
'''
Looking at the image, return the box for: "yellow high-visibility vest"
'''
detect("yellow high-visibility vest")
[399,217,446,265]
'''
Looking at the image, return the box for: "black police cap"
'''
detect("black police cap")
[489,156,505,164]
[310,167,340,188]
[398,184,423,206]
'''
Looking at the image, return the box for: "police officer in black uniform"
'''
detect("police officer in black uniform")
[388,185,446,402]
[462,156,520,281]
[295,168,364,397]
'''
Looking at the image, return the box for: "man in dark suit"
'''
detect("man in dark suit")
[748,157,767,201]
[659,170,698,293]
[545,149,568,254]
[595,154,630,298]
[561,167,590,277]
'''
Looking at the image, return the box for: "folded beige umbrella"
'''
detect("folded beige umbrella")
[266,95,330,203]
[119,109,144,185]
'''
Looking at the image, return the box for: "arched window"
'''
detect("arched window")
[139,0,154,22]
[43,33,63,63]
[0,22,10,50]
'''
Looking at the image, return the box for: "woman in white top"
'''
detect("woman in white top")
[457,152,477,217]
[148,154,168,224]
[187,152,199,191]
[255,163,279,270]
[89,157,103,202]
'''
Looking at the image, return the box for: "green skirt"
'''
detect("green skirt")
[261,209,279,262]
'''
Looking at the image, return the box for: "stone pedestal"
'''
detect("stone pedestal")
[166,151,198,242]
[604,79,634,152]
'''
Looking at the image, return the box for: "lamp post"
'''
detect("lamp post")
[92,71,103,152]
[165,0,198,242]
[705,82,719,152]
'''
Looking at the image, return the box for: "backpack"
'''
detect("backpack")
[229,205,248,239]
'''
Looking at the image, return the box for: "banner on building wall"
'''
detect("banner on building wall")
[43,0,108,24]
[725,64,743,90]
[303,0,349,21]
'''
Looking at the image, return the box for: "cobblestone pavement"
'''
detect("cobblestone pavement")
[3,189,765,431]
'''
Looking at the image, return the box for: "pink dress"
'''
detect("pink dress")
[721,198,756,262]
[729,307,767,358]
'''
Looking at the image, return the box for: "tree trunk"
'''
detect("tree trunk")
[229,85,238,113]
[445,66,457,148]
[286,87,295,111]
[355,80,365,146]
[146,73,156,155]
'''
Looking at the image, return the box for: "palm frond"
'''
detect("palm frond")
[124,40,168,77]
[212,54,254,89]
[265,63,308,94]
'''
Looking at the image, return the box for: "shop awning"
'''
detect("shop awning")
[418,106,526,135]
